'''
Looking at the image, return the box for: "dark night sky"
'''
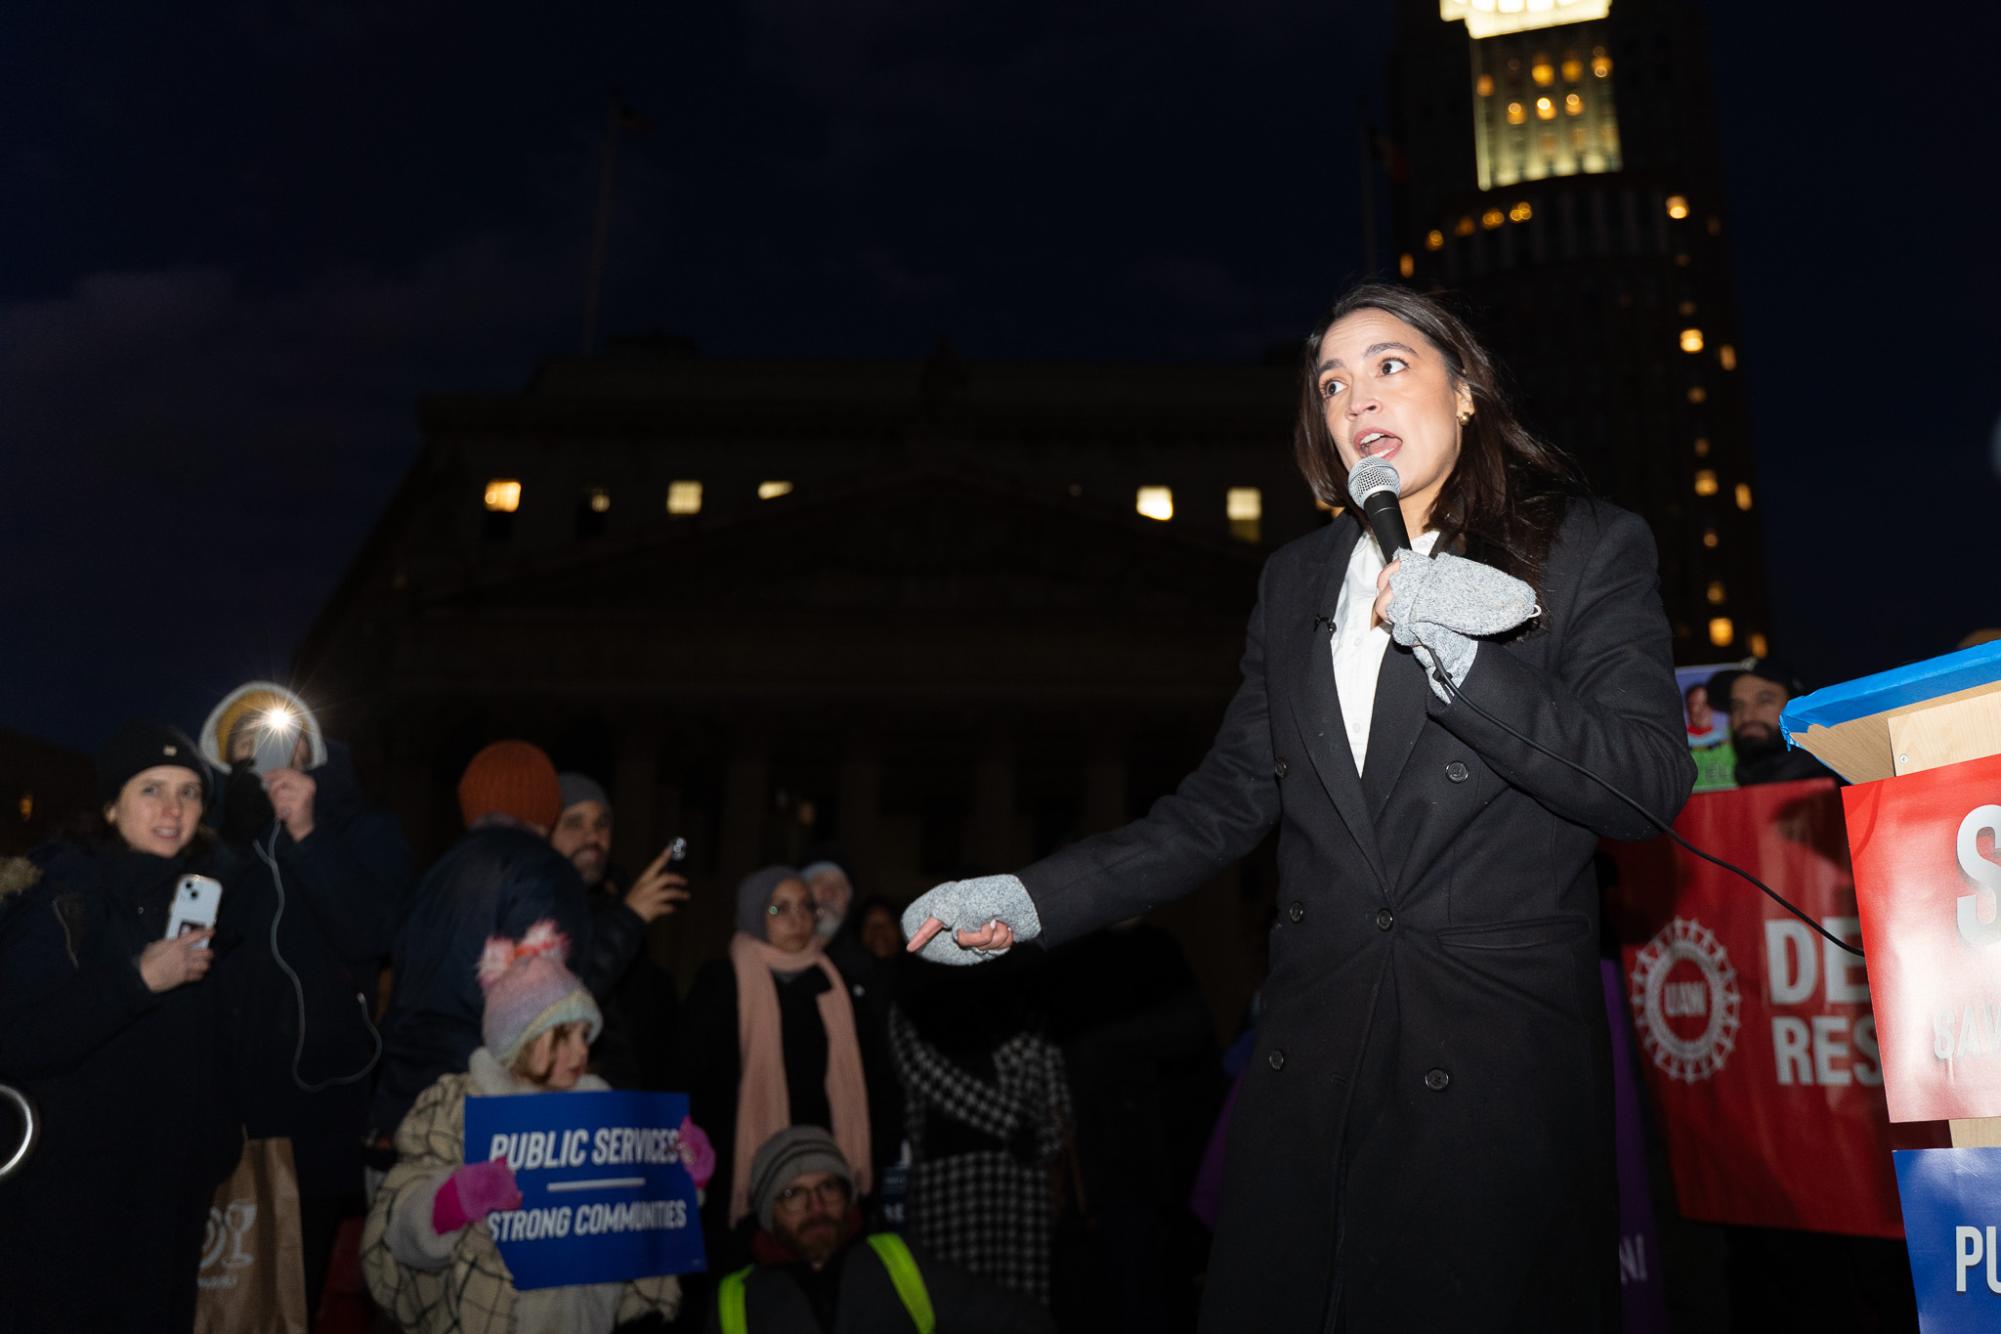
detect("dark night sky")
[3,0,1997,756]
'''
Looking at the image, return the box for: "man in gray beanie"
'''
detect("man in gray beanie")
[552,771,690,1088]
[710,1126,1054,1333]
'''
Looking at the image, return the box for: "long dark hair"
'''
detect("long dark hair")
[1293,283,1586,596]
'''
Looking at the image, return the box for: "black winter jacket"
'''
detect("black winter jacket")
[219,743,410,1195]
[0,838,249,1333]
[369,823,607,1136]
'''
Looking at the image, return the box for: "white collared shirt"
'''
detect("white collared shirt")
[1329,529,1440,776]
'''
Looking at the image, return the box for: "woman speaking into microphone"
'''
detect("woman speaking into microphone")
[905,282,1695,1332]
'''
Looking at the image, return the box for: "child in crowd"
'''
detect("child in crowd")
[363,920,711,1333]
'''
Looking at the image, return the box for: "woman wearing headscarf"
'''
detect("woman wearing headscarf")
[0,723,248,1332]
[673,867,871,1268]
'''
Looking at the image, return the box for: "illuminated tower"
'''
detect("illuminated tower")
[1391,0,1769,664]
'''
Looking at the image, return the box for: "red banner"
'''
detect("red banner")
[1604,778,1937,1238]
[1843,751,2001,1124]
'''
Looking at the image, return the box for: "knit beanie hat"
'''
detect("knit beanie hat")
[557,772,611,814]
[748,1125,854,1232]
[735,865,805,940]
[97,722,217,810]
[477,920,602,1067]
[198,681,328,771]
[459,741,563,831]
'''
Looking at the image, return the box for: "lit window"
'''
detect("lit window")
[1227,487,1263,542]
[1561,57,1583,81]
[586,486,611,514]
[1399,253,1416,278]
[1678,300,1697,316]
[1718,344,1738,371]
[666,480,703,514]
[1702,529,1720,550]
[1481,208,1505,229]
[1693,437,1710,457]
[1592,52,1612,78]
[1708,617,1735,648]
[1707,216,1724,236]
[1532,62,1555,86]
[17,792,32,822]
[1425,229,1446,250]
[1564,93,1583,116]
[1734,483,1754,512]
[1475,74,1495,96]
[1454,215,1477,237]
[1674,252,1691,267]
[1666,194,1690,220]
[1136,487,1174,522]
[1506,101,1527,126]
[1535,96,1557,121]
[1750,633,1770,657]
[1693,469,1719,497]
[483,479,522,513]
[1687,386,1708,404]
[1508,200,1533,222]
[757,481,794,501]
[1706,580,1727,606]
[1679,328,1705,354]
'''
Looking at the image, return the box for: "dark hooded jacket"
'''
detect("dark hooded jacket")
[216,741,411,1195]
[368,822,600,1137]
[0,837,249,1333]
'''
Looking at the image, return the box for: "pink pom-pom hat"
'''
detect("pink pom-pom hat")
[477,919,602,1066]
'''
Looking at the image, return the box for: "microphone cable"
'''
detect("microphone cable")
[1425,661,1865,959]
[256,823,384,1091]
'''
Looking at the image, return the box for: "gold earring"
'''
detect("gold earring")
[1457,409,1474,425]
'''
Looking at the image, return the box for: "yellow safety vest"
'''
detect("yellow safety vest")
[717,1232,935,1334]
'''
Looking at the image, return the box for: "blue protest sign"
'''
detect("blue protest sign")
[463,1089,706,1290]
[1894,1148,2001,1332]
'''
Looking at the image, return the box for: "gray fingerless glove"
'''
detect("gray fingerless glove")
[901,874,1041,966]
[1386,549,1539,703]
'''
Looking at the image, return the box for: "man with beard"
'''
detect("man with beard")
[708,1126,1053,1334]
[1706,659,1836,787]
[549,772,687,1087]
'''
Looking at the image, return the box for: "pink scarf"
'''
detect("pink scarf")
[726,932,873,1223]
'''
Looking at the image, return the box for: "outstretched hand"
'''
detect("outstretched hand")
[906,916,1017,955]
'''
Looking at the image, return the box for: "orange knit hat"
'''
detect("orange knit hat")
[457,740,562,831]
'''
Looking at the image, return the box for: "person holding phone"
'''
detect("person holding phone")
[0,722,249,1332]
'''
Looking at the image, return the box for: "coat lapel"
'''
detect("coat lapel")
[1286,523,1388,893]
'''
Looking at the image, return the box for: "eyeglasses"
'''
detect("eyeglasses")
[774,1178,852,1211]
[766,900,823,919]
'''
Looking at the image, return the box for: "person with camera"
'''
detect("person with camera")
[550,771,689,1090]
[0,723,248,1332]
[199,680,413,1317]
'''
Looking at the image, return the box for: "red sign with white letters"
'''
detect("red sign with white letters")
[1842,751,2001,1124]
[1605,779,1924,1238]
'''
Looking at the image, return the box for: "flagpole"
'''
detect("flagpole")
[582,92,620,355]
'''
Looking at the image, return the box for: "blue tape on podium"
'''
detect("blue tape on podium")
[1781,641,2001,748]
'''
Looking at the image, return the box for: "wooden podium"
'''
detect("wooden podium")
[1784,639,2001,1148]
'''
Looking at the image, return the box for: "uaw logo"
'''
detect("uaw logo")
[1630,917,1742,1083]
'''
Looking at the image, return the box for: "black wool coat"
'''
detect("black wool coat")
[1017,500,1695,1334]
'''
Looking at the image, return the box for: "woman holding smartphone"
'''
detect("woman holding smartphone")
[0,722,249,1333]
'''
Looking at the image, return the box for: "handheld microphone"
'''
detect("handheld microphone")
[1346,455,1410,560]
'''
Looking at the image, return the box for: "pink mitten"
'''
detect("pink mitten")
[432,1159,522,1235]
[678,1116,716,1189]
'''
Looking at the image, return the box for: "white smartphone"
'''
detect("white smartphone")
[165,875,224,946]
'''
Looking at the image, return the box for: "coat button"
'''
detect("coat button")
[1375,908,1395,931]
[1424,1068,1451,1091]
[1288,901,1305,924]
[1268,1049,1286,1071]
[1273,757,1289,779]
[1445,761,1470,783]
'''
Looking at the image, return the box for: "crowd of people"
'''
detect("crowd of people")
[0,681,1211,1333]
